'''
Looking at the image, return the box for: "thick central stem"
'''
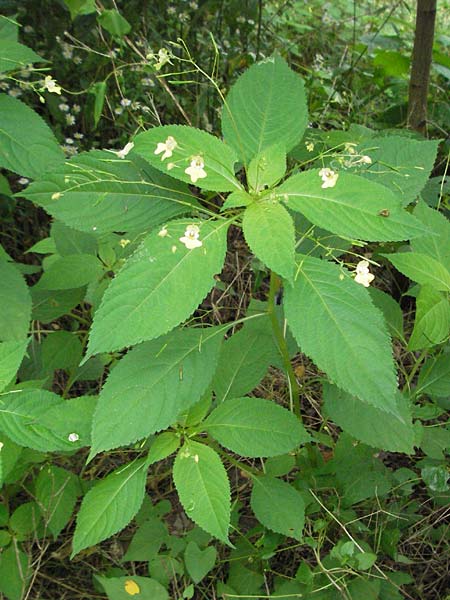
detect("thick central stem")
[267,271,302,421]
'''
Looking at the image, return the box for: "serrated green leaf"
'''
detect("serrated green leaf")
[63,0,96,19]
[408,285,450,350]
[90,81,106,128]
[368,288,404,340]
[277,170,426,241]
[0,95,64,178]
[0,338,28,392]
[98,9,131,38]
[173,441,230,542]
[148,432,180,465]
[0,40,44,73]
[89,327,223,457]
[250,475,305,541]
[0,15,18,42]
[212,325,278,403]
[23,151,195,234]
[411,200,450,265]
[39,395,97,449]
[222,55,307,163]
[36,254,104,290]
[71,457,149,557]
[87,218,228,356]
[0,543,29,600]
[51,220,97,256]
[221,190,252,211]
[0,259,31,341]
[35,465,80,537]
[96,575,168,600]
[0,389,77,451]
[134,125,240,192]
[247,144,286,192]
[204,397,309,457]
[41,330,82,372]
[416,353,450,398]
[31,286,86,322]
[356,136,439,206]
[382,252,450,292]
[323,383,415,453]
[284,255,398,414]
[243,200,295,280]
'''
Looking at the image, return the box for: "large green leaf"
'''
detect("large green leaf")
[416,353,450,398]
[0,389,79,451]
[134,125,240,192]
[356,136,439,206]
[0,41,44,73]
[411,200,450,265]
[39,395,97,449]
[243,200,295,280]
[23,151,196,234]
[0,258,31,342]
[89,327,223,458]
[96,575,168,600]
[0,95,64,178]
[368,288,404,340]
[323,383,415,453]
[0,544,29,600]
[173,441,230,542]
[250,475,305,541]
[71,457,149,557]
[284,255,398,414]
[204,397,309,457]
[31,286,86,322]
[276,170,426,241]
[212,323,277,403]
[382,252,450,292]
[0,339,28,392]
[408,285,450,350]
[36,254,104,290]
[86,218,228,356]
[222,55,307,163]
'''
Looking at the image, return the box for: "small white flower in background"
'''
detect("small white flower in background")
[24,25,34,33]
[114,107,123,115]
[73,56,82,65]
[167,5,176,14]
[344,142,357,155]
[66,114,76,126]
[179,224,203,250]
[116,141,134,159]
[361,155,372,164]
[68,432,79,443]
[154,136,178,161]
[59,103,70,112]
[74,132,84,140]
[305,141,314,152]
[189,1,198,9]
[319,167,338,189]
[8,88,22,98]
[119,239,130,248]
[158,226,168,237]
[120,98,132,107]
[65,137,74,145]
[185,155,207,183]
[354,260,375,288]
[43,75,62,95]
[72,103,81,114]
[18,177,29,185]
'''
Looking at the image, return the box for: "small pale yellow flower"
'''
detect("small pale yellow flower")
[68,433,79,443]
[43,75,62,95]
[344,142,357,155]
[154,136,177,161]
[305,141,314,152]
[171,245,177,253]
[319,168,338,189]
[119,239,130,248]
[116,142,134,159]
[51,192,61,200]
[167,162,175,170]
[154,47,173,70]
[179,224,203,250]
[158,227,168,237]
[185,156,207,183]
[361,155,372,164]
[354,260,375,287]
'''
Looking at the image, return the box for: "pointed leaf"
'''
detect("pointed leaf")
[408,285,450,350]
[222,55,307,163]
[134,125,240,192]
[0,339,29,392]
[23,151,195,235]
[35,465,80,537]
[323,383,415,453]
[284,255,398,414]
[243,200,295,280]
[277,170,426,241]
[250,475,305,541]
[411,200,450,265]
[96,575,168,600]
[417,353,450,398]
[0,258,31,342]
[247,144,286,192]
[90,327,223,457]
[0,41,44,73]
[71,457,148,557]
[382,252,450,292]
[87,218,228,355]
[0,94,64,179]
[37,254,104,290]
[173,441,230,542]
[204,397,309,457]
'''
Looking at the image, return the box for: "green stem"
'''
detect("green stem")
[267,271,302,421]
